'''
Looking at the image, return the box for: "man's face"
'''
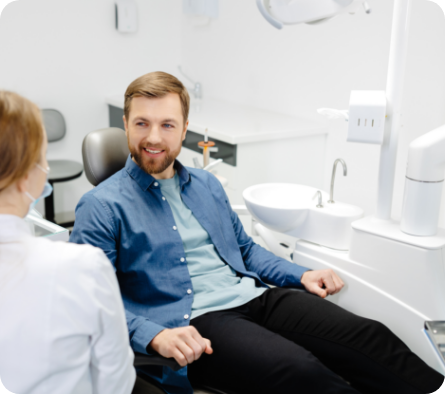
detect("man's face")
[124,93,188,179]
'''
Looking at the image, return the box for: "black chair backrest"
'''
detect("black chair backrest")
[42,109,66,142]
[82,127,130,186]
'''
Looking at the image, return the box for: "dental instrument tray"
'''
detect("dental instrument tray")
[425,321,445,364]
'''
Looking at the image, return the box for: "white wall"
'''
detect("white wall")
[2,0,445,228]
[0,0,182,217]
[180,0,445,226]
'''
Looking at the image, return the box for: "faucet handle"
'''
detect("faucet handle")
[312,191,324,208]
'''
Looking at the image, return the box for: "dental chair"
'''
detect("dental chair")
[82,127,232,394]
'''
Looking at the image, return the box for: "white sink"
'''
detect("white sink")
[243,183,364,250]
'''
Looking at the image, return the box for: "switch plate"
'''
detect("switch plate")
[115,0,138,33]
[347,90,386,145]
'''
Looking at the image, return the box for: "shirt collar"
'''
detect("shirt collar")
[125,155,191,191]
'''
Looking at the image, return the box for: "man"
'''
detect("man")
[70,72,443,394]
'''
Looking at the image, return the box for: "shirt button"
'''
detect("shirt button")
[162,197,166,201]
[187,289,192,294]
[154,182,159,187]
[180,257,185,262]
[184,314,189,319]
[173,226,177,230]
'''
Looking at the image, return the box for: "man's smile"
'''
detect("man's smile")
[143,147,165,157]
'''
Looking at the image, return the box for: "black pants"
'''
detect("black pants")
[188,288,444,394]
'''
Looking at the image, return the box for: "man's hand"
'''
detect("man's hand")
[300,269,344,298]
[149,326,213,367]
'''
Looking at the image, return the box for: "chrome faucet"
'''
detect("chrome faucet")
[178,66,202,99]
[312,191,324,208]
[328,158,347,203]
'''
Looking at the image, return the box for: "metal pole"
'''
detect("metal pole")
[376,0,412,220]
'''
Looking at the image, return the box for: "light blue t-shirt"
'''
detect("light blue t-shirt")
[158,173,267,319]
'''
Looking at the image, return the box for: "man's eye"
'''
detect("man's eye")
[164,124,173,129]
[136,122,146,127]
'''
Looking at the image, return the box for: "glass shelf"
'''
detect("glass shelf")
[24,209,69,241]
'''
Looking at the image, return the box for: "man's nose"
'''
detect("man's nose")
[146,126,163,146]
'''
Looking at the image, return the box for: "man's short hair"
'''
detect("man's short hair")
[124,71,190,124]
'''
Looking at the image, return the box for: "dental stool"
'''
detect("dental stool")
[82,127,233,394]
[42,109,83,227]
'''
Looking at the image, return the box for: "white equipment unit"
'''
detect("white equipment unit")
[253,0,445,374]
[291,217,445,375]
[401,125,445,236]
[256,0,370,29]
[115,0,138,34]
[347,91,386,145]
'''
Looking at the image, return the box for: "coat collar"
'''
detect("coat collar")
[125,155,191,191]
[0,214,32,242]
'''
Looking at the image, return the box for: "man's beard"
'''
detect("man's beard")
[129,141,180,175]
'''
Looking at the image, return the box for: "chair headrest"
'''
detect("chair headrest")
[42,109,66,142]
[82,127,130,186]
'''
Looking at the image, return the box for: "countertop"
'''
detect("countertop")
[106,94,328,145]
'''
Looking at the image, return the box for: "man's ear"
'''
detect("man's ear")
[123,115,128,136]
[182,120,189,142]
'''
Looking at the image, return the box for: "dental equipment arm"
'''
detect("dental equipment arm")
[256,0,371,29]
[401,125,445,236]
[256,0,283,29]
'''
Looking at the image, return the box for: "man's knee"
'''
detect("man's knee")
[350,318,401,362]
[274,351,332,385]
[358,316,387,334]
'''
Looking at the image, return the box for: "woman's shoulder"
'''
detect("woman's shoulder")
[28,238,117,310]
[29,237,112,277]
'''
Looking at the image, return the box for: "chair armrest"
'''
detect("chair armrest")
[134,352,183,371]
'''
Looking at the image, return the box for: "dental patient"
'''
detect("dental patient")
[70,71,443,394]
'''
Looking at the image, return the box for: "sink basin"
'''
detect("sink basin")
[243,183,364,250]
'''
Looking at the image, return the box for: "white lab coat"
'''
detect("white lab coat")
[0,215,136,394]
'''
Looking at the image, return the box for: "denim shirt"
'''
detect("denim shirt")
[70,155,310,394]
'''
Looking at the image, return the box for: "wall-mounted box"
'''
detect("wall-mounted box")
[115,0,138,33]
[347,90,386,145]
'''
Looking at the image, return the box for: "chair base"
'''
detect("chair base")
[45,160,83,229]
[44,182,77,229]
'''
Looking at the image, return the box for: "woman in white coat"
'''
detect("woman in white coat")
[0,91,136,394]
